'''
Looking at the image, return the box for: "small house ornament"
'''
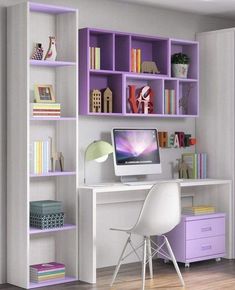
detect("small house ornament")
[90,89,102,113]
[44,36,57,61]
[103,87,113,113]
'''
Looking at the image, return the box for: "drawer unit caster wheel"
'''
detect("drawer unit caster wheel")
[216,258,221,262]
[164,259,169,264]
[185,263,190,268]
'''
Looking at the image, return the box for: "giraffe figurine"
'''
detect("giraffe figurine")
[49,137,64,172]
[44,36,57,61]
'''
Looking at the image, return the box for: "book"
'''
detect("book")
[95,47,100,70]
[136,48,141,73]
[30,262,65,272]
[182,205,215,215]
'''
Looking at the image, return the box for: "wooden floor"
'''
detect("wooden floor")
[1,259,235,290]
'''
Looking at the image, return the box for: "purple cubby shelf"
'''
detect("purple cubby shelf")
[115,34,131,72]
[90,30,114,71]
[29,277,77,289]
[30,117,76,121]
[131,35,169,77]
[178,80,198,116]
[89,72,123,114]
[170,39,199,80]
[125,75,163,115]
[79,28,199,117]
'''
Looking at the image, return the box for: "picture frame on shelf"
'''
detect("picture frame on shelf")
[34,84,55,103]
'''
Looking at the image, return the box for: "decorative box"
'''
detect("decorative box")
[30,200,63,215]
[30,212,65,229]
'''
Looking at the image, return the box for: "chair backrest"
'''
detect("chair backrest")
[131,182,181,236]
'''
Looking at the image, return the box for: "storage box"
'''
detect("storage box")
[30,200,63,215]
[30,212,65,229]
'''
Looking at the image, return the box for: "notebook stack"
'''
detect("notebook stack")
[30,103,61,117]
[30,200,64,229]
[30,262,65,283]
[182,205,216,215]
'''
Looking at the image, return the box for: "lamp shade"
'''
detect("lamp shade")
[85,140,113,162]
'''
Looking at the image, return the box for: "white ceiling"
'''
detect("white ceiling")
[115,0,235,19]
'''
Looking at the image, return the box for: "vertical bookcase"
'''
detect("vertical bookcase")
[7,2,78,289]
[79,28,199,117]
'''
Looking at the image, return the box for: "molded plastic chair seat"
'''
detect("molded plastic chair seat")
[110,182,185,290]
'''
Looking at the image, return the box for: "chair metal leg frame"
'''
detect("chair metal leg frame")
[163,235,185,287]
[110,235,131,287]
[111,235,185,289]
[147,237,153,279]
[142,237,147,290]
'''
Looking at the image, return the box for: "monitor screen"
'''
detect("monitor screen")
[112,128,161,177]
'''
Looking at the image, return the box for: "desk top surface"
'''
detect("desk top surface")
[79,178,232,192]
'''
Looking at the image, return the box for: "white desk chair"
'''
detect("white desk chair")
[110,182,185,290]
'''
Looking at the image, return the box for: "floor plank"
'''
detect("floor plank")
[1,259,235,289]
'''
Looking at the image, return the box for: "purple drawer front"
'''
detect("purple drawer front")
[186,235,225,259]
[186,217,225,240]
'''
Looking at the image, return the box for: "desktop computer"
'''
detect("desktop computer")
[111,128,162,184]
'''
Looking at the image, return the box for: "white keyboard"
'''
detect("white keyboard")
[123,179,183,186]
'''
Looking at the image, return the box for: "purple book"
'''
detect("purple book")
[30,262,65,272]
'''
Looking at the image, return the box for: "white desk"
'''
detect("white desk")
[78,179,233,283]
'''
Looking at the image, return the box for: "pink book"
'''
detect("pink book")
[30,262,65,272]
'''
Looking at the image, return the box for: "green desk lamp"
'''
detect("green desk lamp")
[84,140,113,184]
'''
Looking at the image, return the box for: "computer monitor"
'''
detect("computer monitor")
[111,128,162,182]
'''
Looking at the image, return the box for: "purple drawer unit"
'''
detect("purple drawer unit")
[159,213,226,267]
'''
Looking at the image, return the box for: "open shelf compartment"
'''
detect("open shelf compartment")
[131,35,169,76]
[89,30,114,71]
[125,74,163,115]
[170,39,198,80]
[178,80,198,116]
[115,34,130,72]
[29,3,77,63]
[163,79,178,115]
[89,72,123,114]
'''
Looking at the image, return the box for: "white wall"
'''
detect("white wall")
[0,0,235,282]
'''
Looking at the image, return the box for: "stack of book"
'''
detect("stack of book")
[182,205,216,215]
[164,89,176,114]
[182,153,207,179]
[30,262,65,283]
[31,103,61,118]
[131,48,141,73]
[30,200,64,229]
[30,140,50,174]
[89,46,100,69]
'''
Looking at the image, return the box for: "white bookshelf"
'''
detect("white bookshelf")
[7,2,78,289]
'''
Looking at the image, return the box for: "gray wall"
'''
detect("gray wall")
[1,0,235,283]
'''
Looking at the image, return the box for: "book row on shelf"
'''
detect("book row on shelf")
[181,153,207,179]
[131,48,141,73]
[89,46,100,70]
[30,140,50,174]
[30,262,65,283]
[31,103,61,118]
[182,205,216,215]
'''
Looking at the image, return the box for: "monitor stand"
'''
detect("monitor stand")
[120,175,148,184]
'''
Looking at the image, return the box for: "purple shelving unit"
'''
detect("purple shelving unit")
[29,276,76,289]
[30,224,76,235]
[79,27,199,117]
[30,171,76,178]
